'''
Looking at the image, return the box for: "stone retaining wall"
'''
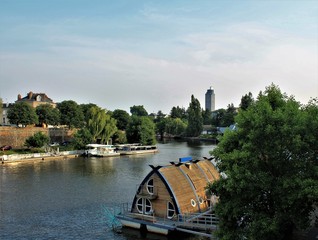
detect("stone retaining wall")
[0,126,74,148]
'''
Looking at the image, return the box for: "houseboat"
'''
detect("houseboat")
[84,144,120,157]
[115,144,158,155]
[116,156,220,237]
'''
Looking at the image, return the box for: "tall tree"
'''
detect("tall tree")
[7,102,38,126]
[130,105,148,117]
[126,116,156,145]
[36,104,60,127]
[112,109,130,130]
[211,109,226,127]
[57,100,84,129]
[207,84,318,240]
[202,109,212,125]
[240,92,254,110]
[80,103,98,126]
[222,103,237,127]
[170,106,187,119]
[186,95,203,137]
[87,106,117,144]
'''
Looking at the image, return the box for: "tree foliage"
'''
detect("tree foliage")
[25,131,49,148]
[87,106,117,144]
[7,102,38,126]
[240,92,254,110]
[170,106,187,120]
[80,103,98,126]
[165,117,187,137]
[186,95,203,137]
[57,100,84,129]
[202,109,212,125]
[112,109,130,130]
[211,104,237,127]
[126,116,156,145]
[130,105,148,117]
[208,84,318,240]
[72,128,93,150]
[36,104,60,126]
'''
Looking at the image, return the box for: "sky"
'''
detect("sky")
[0,0,317,114]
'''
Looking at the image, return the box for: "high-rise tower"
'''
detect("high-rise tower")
[205,87,215,111]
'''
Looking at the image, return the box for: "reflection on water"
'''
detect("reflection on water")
[0,140,216,240]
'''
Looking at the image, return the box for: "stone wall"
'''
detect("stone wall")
[0,126,74,148]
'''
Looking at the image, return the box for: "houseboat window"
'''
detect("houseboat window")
[136,198,153,214]
[167,202,175,219]
[191,199,196,207]
[136,198,143,213]
[144,199,152,214]
[147,179,154,194]
[199,197,204,205]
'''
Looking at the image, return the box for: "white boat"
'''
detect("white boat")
[115,144,158,155]
[85,144,120,157]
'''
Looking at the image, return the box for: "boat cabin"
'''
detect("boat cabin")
[130,157,220,220]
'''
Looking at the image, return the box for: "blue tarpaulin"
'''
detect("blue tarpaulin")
[179,156,192,163]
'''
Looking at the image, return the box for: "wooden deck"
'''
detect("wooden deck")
[115,203,218,238]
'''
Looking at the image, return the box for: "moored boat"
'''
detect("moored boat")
[84,144,120,157]
[115,144,158,155]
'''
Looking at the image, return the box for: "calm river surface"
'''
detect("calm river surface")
[0,140,216,240]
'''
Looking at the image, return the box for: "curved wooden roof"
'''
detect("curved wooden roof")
[131,158,220,217]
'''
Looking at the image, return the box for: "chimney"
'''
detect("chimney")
[28,91,33,99]
[18,94,21,100]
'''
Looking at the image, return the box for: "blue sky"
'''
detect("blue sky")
[0,0,317,113]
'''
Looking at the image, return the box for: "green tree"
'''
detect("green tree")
[7,102,38,126]
[72,128,93,149]
[165,117,187,137]
[186,95,203,137]
[240,92,254,110]
[36,104,60,127]
[112,109,130,130]
[202,109,212,125]
[126,116,156,145]
[25,131,49,148]
[207,84,318,240]
[170,106,187,119]
[211,109,226,127]
[130,105,148,117]
[80,103,98,126]
[87,106,117,144]
[57,100,84,129]
[113,130,127,144]
[156,118,167,139]
[222,103,237,127]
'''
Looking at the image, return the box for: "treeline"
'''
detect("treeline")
[4,91,253,148]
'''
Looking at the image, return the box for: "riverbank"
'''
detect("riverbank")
[1,150,83,164]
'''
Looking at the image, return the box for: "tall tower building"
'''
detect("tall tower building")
[205,87,215,111]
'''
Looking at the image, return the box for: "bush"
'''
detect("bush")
[25,132,49,148]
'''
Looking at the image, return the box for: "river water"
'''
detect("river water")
[0,140,216,240]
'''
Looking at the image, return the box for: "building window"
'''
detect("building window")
[147,179,154,194]
[167,202,175,219]
[191,199,196,207]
